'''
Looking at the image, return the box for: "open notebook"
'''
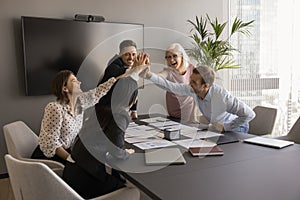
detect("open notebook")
[243,136,294,149]
[145,148,186,165]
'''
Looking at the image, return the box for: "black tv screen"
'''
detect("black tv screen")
[21,16,144,95]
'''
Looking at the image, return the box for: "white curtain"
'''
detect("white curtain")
[229,0,300,136]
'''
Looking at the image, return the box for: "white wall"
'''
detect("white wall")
[0,0,225,174]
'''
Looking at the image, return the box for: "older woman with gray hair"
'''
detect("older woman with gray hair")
[158,43,200,122]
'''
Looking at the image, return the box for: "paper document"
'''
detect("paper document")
[194,131,223,139]
[125,125,159,138]
[173,139,216,149]
[151,121,180,129]
[125,136,163,144]
[140,117,170,123]
[133,139,176,150]
[181,128,222,139]
[128,122,139,128]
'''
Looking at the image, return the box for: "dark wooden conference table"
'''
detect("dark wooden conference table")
[110,115,300,200]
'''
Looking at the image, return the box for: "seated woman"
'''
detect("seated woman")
[31,69,117,164]
[158,43,200,122]
[62,76,140,199]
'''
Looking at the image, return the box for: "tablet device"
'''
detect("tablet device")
[145,148,186,165]
[243,136,294,149]
[206,134,239,145]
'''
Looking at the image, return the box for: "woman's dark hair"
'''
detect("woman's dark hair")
[51,70,74,104]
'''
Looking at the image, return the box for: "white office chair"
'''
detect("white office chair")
[3,120,64,175]
[5,154,140,200]
[248,106,277,136]
[277,116,300,144]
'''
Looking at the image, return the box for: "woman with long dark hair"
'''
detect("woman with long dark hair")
[31,70,117,164]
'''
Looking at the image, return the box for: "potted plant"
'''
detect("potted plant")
[186,14,254,72]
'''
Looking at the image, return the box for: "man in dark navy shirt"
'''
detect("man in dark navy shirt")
[97,40,138,119]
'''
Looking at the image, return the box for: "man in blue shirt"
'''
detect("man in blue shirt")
[144,65,255,133]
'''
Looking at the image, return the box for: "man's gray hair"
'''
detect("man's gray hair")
[119,40,137,52]
[193,65,215,86]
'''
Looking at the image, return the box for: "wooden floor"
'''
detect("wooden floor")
[0,177,151,200]
[0,178,15,200]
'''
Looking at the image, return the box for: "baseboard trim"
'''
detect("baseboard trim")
[0,173,9,179]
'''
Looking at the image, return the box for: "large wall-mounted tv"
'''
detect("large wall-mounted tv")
[21,16,144,95]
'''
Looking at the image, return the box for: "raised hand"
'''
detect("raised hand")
[116,52,151,79]
[131,52,151,75]
[133,52,149,67]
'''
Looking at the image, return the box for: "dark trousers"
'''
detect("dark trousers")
[63,162,125,199]
[31,145,70,165]
[130,100,138,111]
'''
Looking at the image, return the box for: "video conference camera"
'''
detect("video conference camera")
[74,14,105,22]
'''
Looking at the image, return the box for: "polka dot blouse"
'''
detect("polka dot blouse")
[39,77,116,158]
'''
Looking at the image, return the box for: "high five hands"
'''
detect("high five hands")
[131,52,151,76]
[117,52,150,80]
[133,52,150,67]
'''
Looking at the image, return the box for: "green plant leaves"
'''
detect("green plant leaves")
[187,14,254,71]
[231,17,254,36]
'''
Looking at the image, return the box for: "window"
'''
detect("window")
[229,0,300,135]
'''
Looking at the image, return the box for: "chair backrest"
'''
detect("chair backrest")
[5,154,83,200]
[3,121,64,171]
[3,121,38,158]
[248,106,277,136]
[5,154,140,200]
[286,116,300,144]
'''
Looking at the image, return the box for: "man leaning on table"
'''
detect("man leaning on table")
[140,63,255,133]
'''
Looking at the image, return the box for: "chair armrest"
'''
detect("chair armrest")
[21,158,65,170]
[91,187,140,200]
[52,168,64,177]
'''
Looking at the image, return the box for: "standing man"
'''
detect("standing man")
[142,64,255,133]
[96,40,139,119]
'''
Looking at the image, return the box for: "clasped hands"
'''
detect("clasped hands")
[200,115,225,133]
[212,122,225,132]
